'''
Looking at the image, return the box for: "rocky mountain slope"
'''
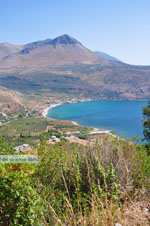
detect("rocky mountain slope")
[0,34,150,100]
[0,34,107,73]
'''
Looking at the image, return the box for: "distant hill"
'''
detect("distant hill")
[0,43,23,60]
[95,51,122,62]
[0,34,150,100]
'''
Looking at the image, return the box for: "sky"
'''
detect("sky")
[0,0,150,65]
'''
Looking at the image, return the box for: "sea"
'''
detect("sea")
[47,100,148,142]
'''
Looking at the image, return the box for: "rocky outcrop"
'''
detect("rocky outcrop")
[2,102,20,111]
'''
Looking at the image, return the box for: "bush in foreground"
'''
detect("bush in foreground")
[0,136,150,225]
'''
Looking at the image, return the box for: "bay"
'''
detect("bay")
[47,100,148,141]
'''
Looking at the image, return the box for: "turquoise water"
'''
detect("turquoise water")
[47,100,148,141]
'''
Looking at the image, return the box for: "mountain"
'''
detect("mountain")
[0,34,150,100]
[0,43,23,60]
[95,51,122,62]
[49,34,79,45]
[20,39,52,54]
[0,34,107,73]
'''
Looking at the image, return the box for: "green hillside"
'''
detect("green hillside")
[0,117,91,146]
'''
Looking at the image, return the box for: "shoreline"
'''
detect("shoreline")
[42,98,93,118]
[42,103,63,118]
[70,121,79,126]
[42,100,143,142]
[42,101,115,137]
[42,103,79,126]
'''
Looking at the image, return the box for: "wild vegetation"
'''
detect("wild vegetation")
[1,103,150,225]
[143,101,150,153]
[0,132,150,225]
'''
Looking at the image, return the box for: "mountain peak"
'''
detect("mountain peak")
[19,35,81,55]
[50,34,80,45]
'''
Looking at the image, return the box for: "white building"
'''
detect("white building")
[14,144,30,153]
[47,136,60,142]
[63,131,81,138]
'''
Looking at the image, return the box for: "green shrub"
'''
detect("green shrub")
[0,164,43,226]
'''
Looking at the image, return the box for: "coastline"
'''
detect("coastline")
[42,98,92,118]
[42,101,115,137]
[70,121,79,126]
[42,103,79,126]
[42,103,63,118]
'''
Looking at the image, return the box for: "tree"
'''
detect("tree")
[143,101,150,151]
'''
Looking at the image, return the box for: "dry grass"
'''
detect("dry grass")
[36,135,150,226]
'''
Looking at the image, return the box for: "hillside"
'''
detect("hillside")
[0,34,150,100]
[95,51,122,62]
[0,42,23,60]
[0,87,27,119]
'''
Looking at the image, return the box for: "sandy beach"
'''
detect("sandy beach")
[70,121,79,126]
[42,104,80,127]
[42,103,63,118]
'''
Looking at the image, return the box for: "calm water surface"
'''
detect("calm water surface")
[47,100,147,141]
